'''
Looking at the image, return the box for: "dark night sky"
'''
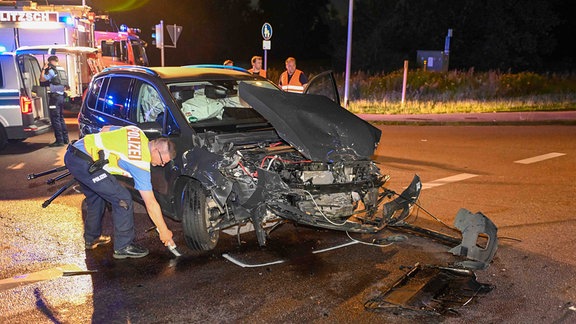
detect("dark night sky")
[31,1,576,72]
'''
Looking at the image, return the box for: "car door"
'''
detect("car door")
[129,80,183,204]
[79,76,135,135]
[17,54,49,121]
[303,70,341,105]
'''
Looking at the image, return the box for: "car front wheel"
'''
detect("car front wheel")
[182,180,219,251]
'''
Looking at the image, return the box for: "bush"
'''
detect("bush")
[332,69,576,102]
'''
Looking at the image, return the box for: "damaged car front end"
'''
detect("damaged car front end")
[179,82,421,250]
[78,66,493,261]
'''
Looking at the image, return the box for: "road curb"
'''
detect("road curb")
[357,111,576,125]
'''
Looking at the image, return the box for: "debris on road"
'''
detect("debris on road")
[365,263,493,315]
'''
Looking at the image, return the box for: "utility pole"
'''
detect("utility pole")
[343,0,354,109]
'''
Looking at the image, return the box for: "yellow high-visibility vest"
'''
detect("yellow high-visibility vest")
[83,126,151,177]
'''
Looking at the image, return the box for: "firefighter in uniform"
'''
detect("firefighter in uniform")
[64,125,177,259]
[248,55,267,78]
[278,57,308,93]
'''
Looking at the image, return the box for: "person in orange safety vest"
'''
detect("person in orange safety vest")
[248,56,267,78]
[278,57,308,93]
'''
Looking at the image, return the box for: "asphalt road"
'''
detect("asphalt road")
[0,121,575,323]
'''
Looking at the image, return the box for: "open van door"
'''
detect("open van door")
[16,45,102,110]
[303,70,341,106]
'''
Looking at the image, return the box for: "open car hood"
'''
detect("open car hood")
[239,82,382,161]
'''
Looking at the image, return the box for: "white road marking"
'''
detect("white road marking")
[421,173,478,190]
[7,162,25,170]
[514,152,566,164]
[222,240,359,268]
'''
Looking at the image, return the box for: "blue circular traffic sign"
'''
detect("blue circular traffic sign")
[262,23,273,40]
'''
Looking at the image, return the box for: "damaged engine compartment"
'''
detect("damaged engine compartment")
[182,129,418,248]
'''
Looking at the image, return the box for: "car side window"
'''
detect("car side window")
[134,82,164,123]
[86,77,105,110]
[100,77,132,119]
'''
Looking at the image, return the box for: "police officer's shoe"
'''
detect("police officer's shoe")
[113,243,149,259]
[85,235,112,250]
[48,141,66,147]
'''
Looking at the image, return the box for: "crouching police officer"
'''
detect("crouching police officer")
[64,125,177,259]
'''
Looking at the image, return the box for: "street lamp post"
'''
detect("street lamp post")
[343,0,354,109]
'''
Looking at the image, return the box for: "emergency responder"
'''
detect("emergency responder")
[40,55,69,147]
[248,55,266,78]
[278,57,308,93]
[64,125,177,259]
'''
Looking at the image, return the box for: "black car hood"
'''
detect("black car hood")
[239,83,382,161]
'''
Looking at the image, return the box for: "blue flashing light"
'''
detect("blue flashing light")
[96,115,106,123]
[59,15,75,26]
[106,96,114,106]
[119,24,128,32]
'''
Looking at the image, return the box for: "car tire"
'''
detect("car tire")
[182,180,219,251]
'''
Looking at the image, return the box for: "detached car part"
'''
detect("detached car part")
[449,209,498,270]
[365,263,494,316]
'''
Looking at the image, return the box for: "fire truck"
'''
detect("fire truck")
[0,1,148,66]
[0,1,148,108]
[94,24,149,67]
[0,1,95,48]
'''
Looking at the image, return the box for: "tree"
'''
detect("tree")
[335,0,559,72]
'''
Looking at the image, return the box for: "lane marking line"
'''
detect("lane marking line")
[422,173,478,190]
[222,240,359,268]
[514,152,566,164]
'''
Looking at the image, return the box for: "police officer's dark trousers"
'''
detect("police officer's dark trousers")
[64,149,135,251]
[49,93,69,144]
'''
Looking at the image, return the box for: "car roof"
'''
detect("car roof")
[100,65,259,82]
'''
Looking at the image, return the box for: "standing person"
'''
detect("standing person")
[248,55,266,78]
[278,57,308,93]
[64,125,177,259]
[40,56,69,147]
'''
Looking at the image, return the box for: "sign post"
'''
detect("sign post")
[154,20,182,67]
[261,22,272,73]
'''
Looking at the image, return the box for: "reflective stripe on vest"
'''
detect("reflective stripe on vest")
[280,70,305,93]
[84,126,150,177]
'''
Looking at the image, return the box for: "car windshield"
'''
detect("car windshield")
[168,79,278,129]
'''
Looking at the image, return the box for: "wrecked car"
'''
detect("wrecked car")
[78,65,422,251]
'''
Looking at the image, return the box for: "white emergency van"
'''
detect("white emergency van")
[0,51,51,150]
